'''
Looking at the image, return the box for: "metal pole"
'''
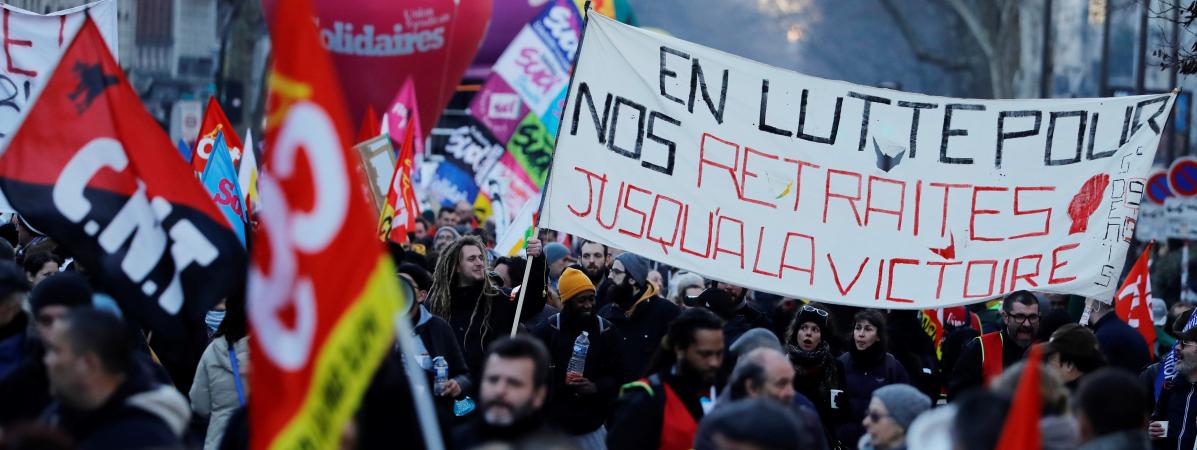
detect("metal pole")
[1168,3,1180,162]
[1099,0,1111,95]
[1135,0,1148,94]
[1040,0,1054,98]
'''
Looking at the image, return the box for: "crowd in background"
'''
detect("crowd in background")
[0,203,1193,450]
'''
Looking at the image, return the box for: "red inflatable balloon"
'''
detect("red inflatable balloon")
[262,0,493,136]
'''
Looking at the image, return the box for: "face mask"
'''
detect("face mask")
[205,310,226,335]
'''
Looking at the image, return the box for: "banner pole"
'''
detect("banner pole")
[510,0,594,337]
[394,308,446,450]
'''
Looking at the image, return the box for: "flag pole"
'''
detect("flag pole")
[394,306,446,450]
[511,0,593,337]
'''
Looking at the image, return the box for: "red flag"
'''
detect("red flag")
[1116,242,1156,358]
[249,0,402,449]
[356,105,380,144]
[190,96,244,174]
[377,117,420,243]
[995,344,1043,450]
[0,19,245,342]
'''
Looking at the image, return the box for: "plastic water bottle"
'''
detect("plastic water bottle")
[433,356,448,396]
[567,331,589,380]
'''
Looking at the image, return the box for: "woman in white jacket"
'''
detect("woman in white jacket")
[190,296,249,450]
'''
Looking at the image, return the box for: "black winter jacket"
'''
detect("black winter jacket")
[531,312,622,435]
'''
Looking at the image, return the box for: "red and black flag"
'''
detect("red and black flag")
[0,18,245,342]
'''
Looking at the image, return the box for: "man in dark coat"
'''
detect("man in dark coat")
[530,267,621,449]
[0,259,32,380]
[43,309,188,449]
[1086,300,1151,374]
[0,272,94,425]
[425,236,547,376]
[948,291,1040,399]
[689,287,771,348]
[452,336,563,449]
[1144,310,1197,450]
[607,309,725,450]
[596,253,680,381]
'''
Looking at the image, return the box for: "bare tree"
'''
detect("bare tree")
[880,0,1026,98]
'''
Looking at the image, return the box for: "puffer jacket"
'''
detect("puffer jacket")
[189,336,249,450]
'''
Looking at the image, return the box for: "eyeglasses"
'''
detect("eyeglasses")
[867,410,889,423]
[1008,314,1040,324]
[803,305,828,317]
[609,268,626,276]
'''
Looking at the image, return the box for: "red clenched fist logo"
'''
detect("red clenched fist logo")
[1067,174,1109,235]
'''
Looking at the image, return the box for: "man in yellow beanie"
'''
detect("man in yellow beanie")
[531,268,622,450]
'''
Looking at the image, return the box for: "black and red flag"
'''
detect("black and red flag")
[0,18,245,343]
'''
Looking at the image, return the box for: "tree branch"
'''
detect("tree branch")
[942,0,996,59]
[879,0,972,70]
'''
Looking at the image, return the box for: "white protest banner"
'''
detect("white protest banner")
[540,14,1174,309]
[0,0,118,148]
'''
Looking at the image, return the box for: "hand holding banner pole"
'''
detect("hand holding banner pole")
[511,1,593,337]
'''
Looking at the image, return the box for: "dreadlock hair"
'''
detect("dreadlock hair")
[426,235,502,348]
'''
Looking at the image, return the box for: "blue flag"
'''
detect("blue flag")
[200,132,246,246]
[177,139,193,163]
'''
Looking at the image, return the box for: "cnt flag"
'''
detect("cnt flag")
[200,132,247,246]
[1116,242,1156,358]
[248,0,403,448]
[0,18,245,343]
[190,96,243,175]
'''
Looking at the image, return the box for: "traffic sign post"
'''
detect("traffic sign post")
[1168,156,1197,198]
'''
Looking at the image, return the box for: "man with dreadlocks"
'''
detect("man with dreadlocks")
[427,235,547,378]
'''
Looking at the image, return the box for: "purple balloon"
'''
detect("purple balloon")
[465,0,547,80]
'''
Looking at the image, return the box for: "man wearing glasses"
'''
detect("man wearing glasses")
[947,290,1040,400]
[1146,310,1197,450]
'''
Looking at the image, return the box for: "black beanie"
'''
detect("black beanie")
[30,272,92,313]
[794,305,829,333]
[398,263,433,292]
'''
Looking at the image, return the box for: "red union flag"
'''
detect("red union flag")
[1116,242,1156,358]
[0,18,244,342]
[190,96,243,174]
[248,0,403,448]
[378,118,420,243]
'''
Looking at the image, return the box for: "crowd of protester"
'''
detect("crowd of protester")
[0,205,1194,450]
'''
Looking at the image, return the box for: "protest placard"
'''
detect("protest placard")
[540,14,1174,308]
[0,0,117,148]
[354,135,397,213]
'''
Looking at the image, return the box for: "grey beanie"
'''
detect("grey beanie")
[873,384,931,430]
[729,328,783,357]
[614,253,649,286]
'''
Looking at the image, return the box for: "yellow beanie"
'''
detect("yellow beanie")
[559,267,596,302]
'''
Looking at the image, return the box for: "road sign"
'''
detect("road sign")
[1169,156,1197,198]
[1148,169,1173,204]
